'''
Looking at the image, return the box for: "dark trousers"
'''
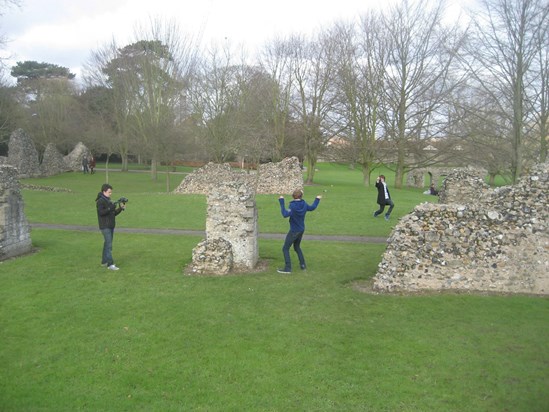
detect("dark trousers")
[101,228,114,266]
[282,231,305,271]
[374,199,394,217]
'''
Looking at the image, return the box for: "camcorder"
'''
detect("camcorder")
[114,197,129,206]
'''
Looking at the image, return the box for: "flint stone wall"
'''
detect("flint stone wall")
[41,143,71,176]
[373,163,549,295]
[174,157,303,195]
[7,129,41,178]
[4,129,90,177]
[63,142,90,172]
[178,157,303,275]
[187,180,258,275]
[0,165,32,260]
[437,167,491,204]
[407,167,487,190]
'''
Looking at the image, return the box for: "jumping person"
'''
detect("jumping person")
[278,189,321,274]
[96,183,126,270]
[373,175,394,221]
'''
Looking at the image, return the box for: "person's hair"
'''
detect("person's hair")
[101,183,113,193]
[292,189,303,199]
[379,175,385,180]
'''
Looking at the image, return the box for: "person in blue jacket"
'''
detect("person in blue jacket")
[278,189,322,274]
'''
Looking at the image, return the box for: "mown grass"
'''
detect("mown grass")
[0,163,547,411]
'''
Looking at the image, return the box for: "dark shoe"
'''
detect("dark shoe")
[300,264,307,270]
[373,212,378,217]
[384,214,390,221]
[277,268,291,274]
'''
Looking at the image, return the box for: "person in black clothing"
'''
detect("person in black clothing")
[96,183,126,270]
[82,156,89,174]
[373,175,394,221]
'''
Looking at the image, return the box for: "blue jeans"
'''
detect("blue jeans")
[101,228,114,266]
[282,231,305,272]
[375,199,394,217]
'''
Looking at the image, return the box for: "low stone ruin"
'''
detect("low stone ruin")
[373,162,549,295]
[187,180,258,275]
[178,157,302,275]
[41,142,71,176]
[437,167,491,204]
[3,129,90,177]
[407,166,487,191]
[0,165,32,260]
[6,129,41,178]
[174,156,303,195]
[63,142,90,172]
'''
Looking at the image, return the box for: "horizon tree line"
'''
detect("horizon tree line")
[1,0,547,187]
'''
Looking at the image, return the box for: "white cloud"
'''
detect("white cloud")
[5,0,465,82]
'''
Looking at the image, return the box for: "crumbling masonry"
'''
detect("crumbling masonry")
[0,165,32,260]
[176,157,303,275]
[373,162,549,295]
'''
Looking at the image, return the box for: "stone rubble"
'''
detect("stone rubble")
[174,156,303,195]
[177,157,303,275]
[2,129,90,177]
[63,142,91,172]
[6,129,41,178]
[373,162,549,295]
[41,142,71,176]
[0,165,32,260]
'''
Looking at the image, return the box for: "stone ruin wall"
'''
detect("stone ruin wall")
[177,157,303,275]
[6,129,41,178]
[0,165,32,260]
[373,162,549,295]
[1,128,89,177]
[174,157,303,195]
[42,142,72,176]
[407,166,487,192]
[187,180,259,275]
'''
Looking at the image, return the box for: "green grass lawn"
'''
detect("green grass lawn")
[1,163,547,411]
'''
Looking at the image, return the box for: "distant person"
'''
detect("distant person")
[429,183,439,196]
[277,189,321,274]
[373,175,394,221]
[89,156,96,174]
[82,156,89,174]
[96,183,126,271]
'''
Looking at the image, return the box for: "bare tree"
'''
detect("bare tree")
[330,14,388,186]
[465,0,549,182]
[85,18,198,180]
[258,36,296,161]
[533,16,549,163]
[290,31,338,184]
[378,0,465,188]
[187,43,241,162]
[231,64,280,166]
[83,41,135,172]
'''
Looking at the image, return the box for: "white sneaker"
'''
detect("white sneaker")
[107,264,119,271]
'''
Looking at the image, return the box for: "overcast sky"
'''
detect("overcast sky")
[1,0,473,82]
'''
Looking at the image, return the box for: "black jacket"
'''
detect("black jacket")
[96,193,123,229]
[375,181,391,205]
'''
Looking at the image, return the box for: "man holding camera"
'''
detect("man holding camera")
[373,175,394,221]
[96,183,126,270]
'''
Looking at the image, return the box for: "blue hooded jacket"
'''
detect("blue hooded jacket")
[279,197,320,232]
